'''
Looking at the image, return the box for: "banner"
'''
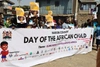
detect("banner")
[29,2,39,17]
[15,8,26,24]
[0,28,93,67]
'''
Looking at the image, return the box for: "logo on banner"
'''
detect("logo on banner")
[2,30,12,39]
[30,52,32,55]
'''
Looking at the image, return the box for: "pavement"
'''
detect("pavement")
[32,46,97,67]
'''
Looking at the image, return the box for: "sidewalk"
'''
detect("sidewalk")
[32,48,97,67]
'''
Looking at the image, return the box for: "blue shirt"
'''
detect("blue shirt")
[96,25,100,39]
[62,23,69,29]
[93,22,98,32]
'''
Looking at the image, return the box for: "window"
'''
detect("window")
[80,4,89,10]
[80,3,96,11]
[55,1,59,7]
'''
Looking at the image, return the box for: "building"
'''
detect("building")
[36,0,76,16]
[0,0,14,14]
[77,0,97,25]
[0,0,15,19]
[78,0,96,14]
[36,0,97,26]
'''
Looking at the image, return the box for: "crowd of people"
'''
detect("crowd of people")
[0,14,97,29]
[0,13,98,29]
[0,13,99,51]
[0,14,79,29]
[0,12,100,67]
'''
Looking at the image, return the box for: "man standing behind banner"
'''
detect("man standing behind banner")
[15,7,27,28]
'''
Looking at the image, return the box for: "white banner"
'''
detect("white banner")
[0,28,93,67]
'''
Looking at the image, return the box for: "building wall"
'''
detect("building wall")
[78,1,96,14]
[36,0,74,15]
[77,14,93,26]
[77,1,96,26]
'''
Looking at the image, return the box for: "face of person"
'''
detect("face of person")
[34,11,37,15]
[66,18,70,23]
[54,24,57,27]
[58,19,62,25]
[32,11,38,16]
[1,44,8,51]
[20,17,24,22]
[41,17,44,21]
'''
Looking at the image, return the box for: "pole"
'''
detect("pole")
[75,0,78,20]
[17,0,21,7]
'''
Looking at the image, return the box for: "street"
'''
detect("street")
[32,47,97,67]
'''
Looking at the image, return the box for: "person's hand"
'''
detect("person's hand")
[12,26,15,29]
[68,26,72,29]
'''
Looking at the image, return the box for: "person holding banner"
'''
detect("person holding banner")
[62,17,71,29]
[52,18,63,29]
[38,16,47,29]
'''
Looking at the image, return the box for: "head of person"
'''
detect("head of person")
[87,19,91,23]
[31,10,38,17]
[0,41,8,51]
[65,17,70,23]
[18,16,24,22]
[58,19,62,25]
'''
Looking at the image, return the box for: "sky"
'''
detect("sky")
[10,0,36,6]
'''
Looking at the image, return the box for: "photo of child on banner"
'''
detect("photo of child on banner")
[0,41,9,62]
[45,10,54,28]
[15,7,27,24]
[29,2,39,18]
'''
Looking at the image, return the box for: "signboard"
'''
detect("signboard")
[46,6,50,11]
[0,28,93,67]
[29,2,39,17]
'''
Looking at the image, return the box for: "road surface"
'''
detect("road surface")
[32,47,97,67]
